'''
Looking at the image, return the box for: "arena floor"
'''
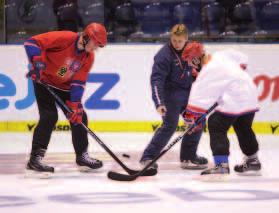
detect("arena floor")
[0,132,279,213]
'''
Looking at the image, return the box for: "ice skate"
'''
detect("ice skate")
[181,155,208,170]
[76,152,103,172]
[140,159,158,175]
[200,163,230,182]
[25,148,54,179]
[234,157,262,176]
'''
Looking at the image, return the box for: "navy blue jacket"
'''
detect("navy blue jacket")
[151,43,194,108]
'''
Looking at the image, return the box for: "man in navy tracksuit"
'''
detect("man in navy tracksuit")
[140,24,208,170]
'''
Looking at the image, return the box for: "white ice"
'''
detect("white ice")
[0,132,279,213]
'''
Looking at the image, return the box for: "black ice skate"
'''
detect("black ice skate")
[181,155,208,170]
[25,148,54,178]
[234,157,261,176]
[76,152,103,172]
[201,163,230,175]
[140,159,158,170]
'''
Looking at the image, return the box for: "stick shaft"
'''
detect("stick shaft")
[40,82,146,175]
[108,102,218,181]
[138,102,218,176]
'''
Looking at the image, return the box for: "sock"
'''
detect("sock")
[214,155,228,165]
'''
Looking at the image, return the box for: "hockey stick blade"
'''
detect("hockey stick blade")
[108,168,158,181]
[107,150,165,181]
[107,171,139,181]
[124,168,158,176]
[107,102,218,181]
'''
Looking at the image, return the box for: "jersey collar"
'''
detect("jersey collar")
[75,34,85,56]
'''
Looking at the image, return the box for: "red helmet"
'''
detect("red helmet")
[182,41,205,62]
[83,23,107,47]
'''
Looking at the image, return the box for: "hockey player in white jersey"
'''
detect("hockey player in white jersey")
[181,42,261,176]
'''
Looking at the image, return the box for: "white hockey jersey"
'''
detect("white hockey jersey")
[187,49,259,116]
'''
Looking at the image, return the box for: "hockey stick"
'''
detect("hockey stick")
[40,82,157,176]
[107,102,218,181]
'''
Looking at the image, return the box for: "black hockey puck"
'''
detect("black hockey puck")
[122,153,130,158]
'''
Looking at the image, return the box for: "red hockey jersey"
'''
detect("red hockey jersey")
[30,31,94,90]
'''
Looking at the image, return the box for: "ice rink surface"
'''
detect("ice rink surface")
[0,132,279,213]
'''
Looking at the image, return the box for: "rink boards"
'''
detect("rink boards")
[0,44,278,134]
[0,120,278,134]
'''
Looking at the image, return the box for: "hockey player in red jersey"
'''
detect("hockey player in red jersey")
[24,23,107,176]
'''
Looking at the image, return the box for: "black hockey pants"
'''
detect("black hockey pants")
[208,111,259,156]
[31,82,88,155]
